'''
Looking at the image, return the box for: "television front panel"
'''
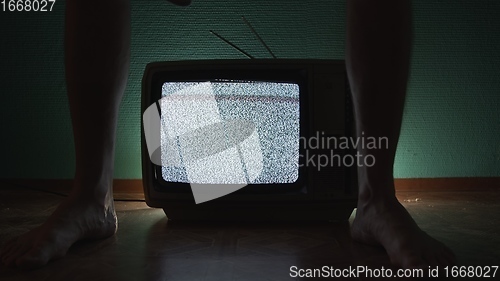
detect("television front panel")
[142,59,357,221]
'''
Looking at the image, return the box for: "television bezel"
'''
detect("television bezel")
[141,59,357,211]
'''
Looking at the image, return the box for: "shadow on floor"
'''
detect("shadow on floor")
[0,185,499,280]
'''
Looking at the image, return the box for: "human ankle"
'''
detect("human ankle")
[357,182,399,212]
[70,179,114,208]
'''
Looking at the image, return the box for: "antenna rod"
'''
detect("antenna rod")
[242,16,277,59]
[209,30,255,59]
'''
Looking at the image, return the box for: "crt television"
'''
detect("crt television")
[141,59,357,221]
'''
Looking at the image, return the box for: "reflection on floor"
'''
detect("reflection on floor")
[0,184,499,281]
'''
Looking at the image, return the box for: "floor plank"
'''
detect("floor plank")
[0,184,498,280]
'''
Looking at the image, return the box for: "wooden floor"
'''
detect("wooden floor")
[0,183,499,280]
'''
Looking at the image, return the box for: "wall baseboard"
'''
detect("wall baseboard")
[2,178,499,201]
[2,179,145,200]
[393,177,500,191]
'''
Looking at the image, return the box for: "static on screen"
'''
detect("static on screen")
[159,81,299,185]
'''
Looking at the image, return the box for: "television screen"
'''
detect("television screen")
[159,81,300,185]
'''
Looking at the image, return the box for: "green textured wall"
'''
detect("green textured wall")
[0,0,498,179]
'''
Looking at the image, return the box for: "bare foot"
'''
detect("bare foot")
[351,196,456,269]
[0,193,117,269]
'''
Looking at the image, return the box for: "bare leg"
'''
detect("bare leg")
[346,0,455,268]
[0,0,130,269]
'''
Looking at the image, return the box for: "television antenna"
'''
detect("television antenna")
[209,16,277,59]
[209,30,255,59]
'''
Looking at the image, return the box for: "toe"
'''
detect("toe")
[3,242,32,267]
[443,247,457,266]
[16,250,49,270]
[0,237,18,259]
[436,254,452,267]
[401,255,428,270]
[424,252,440,267]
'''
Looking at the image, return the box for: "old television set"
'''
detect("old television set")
[141,59,357,221]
